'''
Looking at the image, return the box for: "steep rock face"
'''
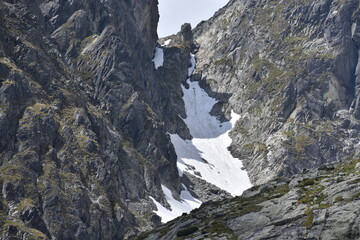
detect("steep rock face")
[138,0,360,239]
[3,0,360,239]
[0,0,191,239]
[139,159,360,240]
[193,0,360,184]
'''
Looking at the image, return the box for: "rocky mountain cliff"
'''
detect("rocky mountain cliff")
[141,0,360,239]
[194,0,360,185]
[139,159,360,240]
[0,0,195,239]
[1,0,360,239]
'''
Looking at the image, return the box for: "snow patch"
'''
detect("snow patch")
[352,23,357,38]
[152,53,251,223]
[170,102,251,196]
[152,47,164,69]
[163,39,172,46]
[150,185,201,223]
[170,54,252,196]
[188,53,196,76]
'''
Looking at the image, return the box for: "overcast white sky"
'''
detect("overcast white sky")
[158,0,229,37]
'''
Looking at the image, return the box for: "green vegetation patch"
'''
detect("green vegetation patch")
[223,183,290,220]
[0,210,6,227]
[298,177,326,205]
[295,158,360,229]
[0,57,22,72]
[2,220,47,240]
[80,34,99,50]
[304,208,314,229]
[176,226,199,237]
[243,142,268,154]
[214,57,233,67]
[284,134,313,159]
[200,220,236,239]
[28,103,48,115]
[17,198,35,211]
[351,192,360,200]
[338,159,360,175]
[334,196,344,203]
[298,178,315,187]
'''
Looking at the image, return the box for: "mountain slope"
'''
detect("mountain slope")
[2,0,360,239]
[139,0,360,239]
[194,0,360,184]
[0,0,194,238]
[138,159,360,240]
